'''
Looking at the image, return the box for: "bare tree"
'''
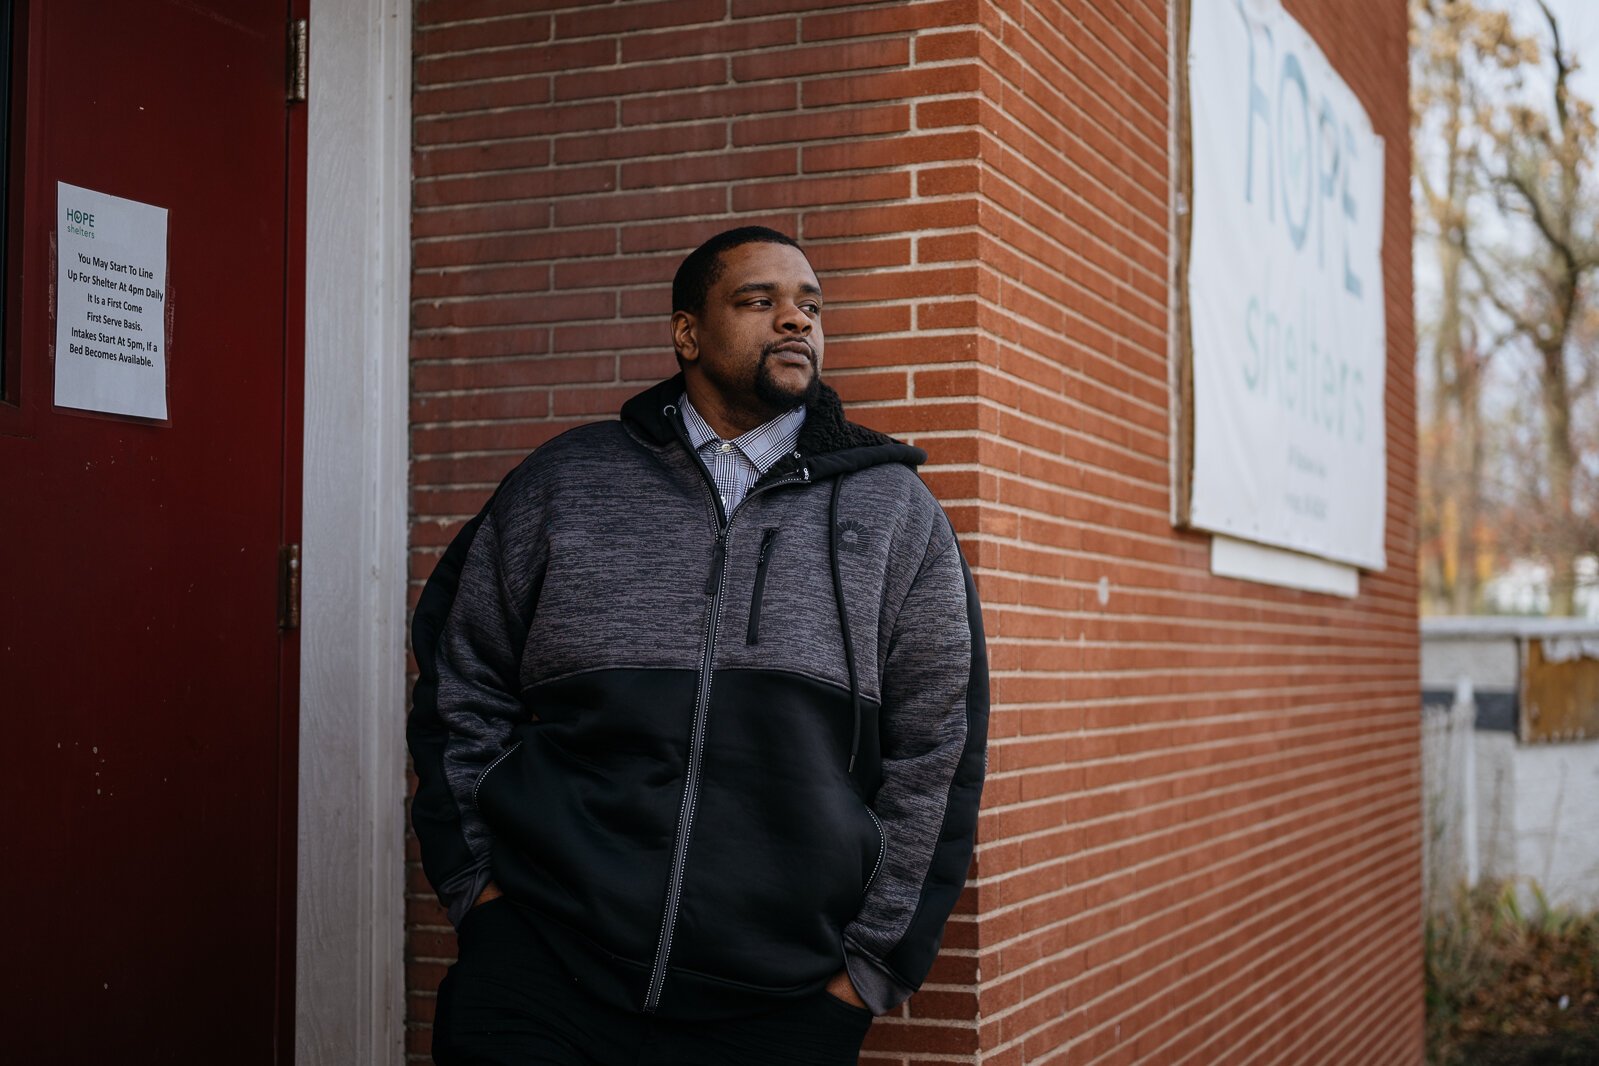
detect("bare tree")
[1411,0,1537,613]
[1467,0,1599,614]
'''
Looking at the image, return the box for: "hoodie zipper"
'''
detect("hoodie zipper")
[645,412,809,1013]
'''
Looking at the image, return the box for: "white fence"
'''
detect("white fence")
[1422,681,1477,915]
[1422,676,1599,914]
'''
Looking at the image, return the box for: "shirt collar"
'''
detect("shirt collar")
[679,393,806,475]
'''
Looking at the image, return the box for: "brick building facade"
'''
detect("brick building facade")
[405,1,1421,1062]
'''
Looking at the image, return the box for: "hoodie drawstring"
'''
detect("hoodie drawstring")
[829,476,863,774]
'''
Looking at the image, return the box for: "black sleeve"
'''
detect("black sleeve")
[406,490,498,913]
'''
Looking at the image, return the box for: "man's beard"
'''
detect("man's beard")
[752,341,820,412]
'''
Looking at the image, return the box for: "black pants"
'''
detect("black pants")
[433,898,873,1066]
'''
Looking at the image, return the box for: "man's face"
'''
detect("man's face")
[675,241,824,432]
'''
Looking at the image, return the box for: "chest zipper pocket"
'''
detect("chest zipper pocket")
[746,528,780,645]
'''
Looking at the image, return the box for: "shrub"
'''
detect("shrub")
[1427,879,1599,1065]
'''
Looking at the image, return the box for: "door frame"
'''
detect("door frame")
[298,0,410,1060]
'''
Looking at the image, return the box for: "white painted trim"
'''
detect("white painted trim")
[297,0,410,1062]
[1210,534,1359,597]
[1167,0,1184,528]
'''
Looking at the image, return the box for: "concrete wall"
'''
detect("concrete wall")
[1421,622,1599,916]
[1490,739,1599,910]
[1424,699,1599,915]
[1453,723,1599,915]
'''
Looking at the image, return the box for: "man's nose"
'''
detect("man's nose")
[777,301,811,333]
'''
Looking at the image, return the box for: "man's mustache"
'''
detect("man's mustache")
[761,339,816,363]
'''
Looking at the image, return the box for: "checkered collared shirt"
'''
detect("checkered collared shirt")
[679,393,806,516]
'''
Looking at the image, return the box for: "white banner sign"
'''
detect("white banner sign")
[54,182,170,421]
[1188,0,1387,569]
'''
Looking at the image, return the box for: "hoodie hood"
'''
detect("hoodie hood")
[619,373,926,483]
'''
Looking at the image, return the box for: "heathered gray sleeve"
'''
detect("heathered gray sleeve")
[842,527,982,1014]
[433,489,540,926]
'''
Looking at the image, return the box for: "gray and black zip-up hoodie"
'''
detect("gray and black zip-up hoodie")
[408,374,988,1020]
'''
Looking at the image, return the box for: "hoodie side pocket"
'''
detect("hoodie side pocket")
[864,805,886,891]
[473,741,522,814]
[746,528,780,644]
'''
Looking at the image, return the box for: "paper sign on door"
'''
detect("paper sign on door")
[53,182,170,421]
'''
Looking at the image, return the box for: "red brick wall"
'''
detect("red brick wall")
[966,1,1420,1062]
[407,0,1420,1062]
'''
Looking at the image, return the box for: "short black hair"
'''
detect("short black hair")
[672,226,804,315]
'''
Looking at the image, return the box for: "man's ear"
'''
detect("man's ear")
[671,310,698,365]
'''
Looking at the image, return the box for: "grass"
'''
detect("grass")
[1427,879,1599,1065]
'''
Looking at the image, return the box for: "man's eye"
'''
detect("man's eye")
[803,304,822,315]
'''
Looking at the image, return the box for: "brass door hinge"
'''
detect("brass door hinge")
[279,544,301,630]
[288,19,308,104]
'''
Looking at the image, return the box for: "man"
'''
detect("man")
[409,226,988,1065]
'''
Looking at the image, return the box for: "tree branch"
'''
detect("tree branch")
[1460,232,1543,338]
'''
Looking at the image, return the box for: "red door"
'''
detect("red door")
[0,1,304,1060]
